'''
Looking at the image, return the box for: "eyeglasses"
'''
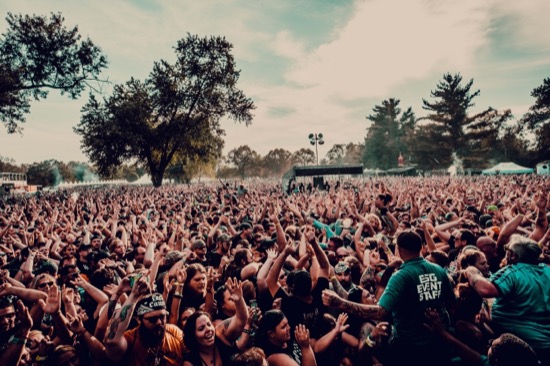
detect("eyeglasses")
[0,312,15,321]
[143,313,167,323]
[38,281,54,289]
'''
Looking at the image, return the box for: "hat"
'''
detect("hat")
[396,231,422,252]
[240,222,252,230]
[334,262,350,274]
[192,240,207,250]
[78,243,92,251]
[487,205,498,212]
[136,293,166,316]
[164,251,185,267]
[445,212,455,221]
[217,233,230,242]
[34,260,58,276]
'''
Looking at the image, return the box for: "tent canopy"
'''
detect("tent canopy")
[482,162,533,175]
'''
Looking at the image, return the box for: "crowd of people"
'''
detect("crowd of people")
[0,174,549,366]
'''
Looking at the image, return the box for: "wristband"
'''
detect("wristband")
[35,355,48,362]
[173,293,183,299]
[242,328,253,335]
[364,335,376,348]
[9,335,28,346]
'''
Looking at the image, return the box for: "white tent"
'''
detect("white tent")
[482,162,533,175]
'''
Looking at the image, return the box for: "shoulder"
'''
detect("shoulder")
[267,352,299,366]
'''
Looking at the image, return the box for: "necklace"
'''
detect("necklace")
[199,348,216,366]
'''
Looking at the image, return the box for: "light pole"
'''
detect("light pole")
[308,133,324,165]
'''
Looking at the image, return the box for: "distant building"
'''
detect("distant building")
[536,161,550,175]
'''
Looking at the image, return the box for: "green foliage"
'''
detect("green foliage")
[262,148,292,177]
[521,77,550,161]
[291,148,316,166]
[26,160,74,187]
[75,34,254,187]
[421,73,512,169]
[227,145,260,179]
[0,12,107,133]
[363,98,415,170]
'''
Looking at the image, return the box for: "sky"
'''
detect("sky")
[1,0,549,165]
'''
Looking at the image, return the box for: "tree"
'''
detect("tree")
[26,160,74,187]
[363,98,415,170]
[291,148,316,166]
[262,148,292,177]
[521,77,550,161]
[0,12,107,133]
[0,155,23,172]
[227,145,260,179]
[422,73,508,169]
[325,144,345,165]
[75,34,254,187]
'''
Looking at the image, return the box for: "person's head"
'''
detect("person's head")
[185,263,207,296]
[455,229,476,248]
[179,307,195,330]
[505,235,541,265]
[135,293,168,347]
[183,311,216,351]
[51,345,80,366]
[216,234,231,253]
[109,239,126,257]
[459,249,490,277]
[26,330,47,356]
[396,230,422,258]
[426,250,450,268]
[192,240,207,258]
[487,333,539,366]
[328,236,344,253]
[0,296,16,333]
[61,244,77,257]
[477,236,498,260]
[232,347,268,366]
[77,243,92,261]
[334,262,352,288]
[214,285,236,317]
[257,309,290,347]
[90,235,102,250]
[31,273,56,293]
[292,270,312,297]
[234,248,252,267]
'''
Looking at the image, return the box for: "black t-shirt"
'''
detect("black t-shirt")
[275,277,329,330]
[263,340,302,365]
[207,252,223,269]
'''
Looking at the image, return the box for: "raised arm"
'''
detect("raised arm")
[322,289,388,321]
[103,276,149,361]
[216,278,248,344]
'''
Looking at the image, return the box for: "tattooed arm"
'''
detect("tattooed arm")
[322,289,388,321]
[104,276,149,361]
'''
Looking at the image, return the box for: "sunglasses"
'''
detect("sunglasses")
[38,281,54,289]
[143,313,167,323]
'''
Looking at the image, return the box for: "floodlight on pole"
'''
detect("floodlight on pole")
[308,133,324,165]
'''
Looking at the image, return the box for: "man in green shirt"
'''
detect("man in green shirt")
[322,230,456,366]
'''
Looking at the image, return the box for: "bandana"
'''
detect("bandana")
[136,293,166,316]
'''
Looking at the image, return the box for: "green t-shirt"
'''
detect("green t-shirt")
[491,262,550,351]
[378,257,456,346]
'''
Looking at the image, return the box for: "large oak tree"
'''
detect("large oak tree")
[0,12,107,133]
[76,34,255,187]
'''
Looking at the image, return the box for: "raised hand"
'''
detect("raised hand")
[226,277,243,302]
[66,314,86,335]
[39,284,61,314]
[335,313,350,333]
[294,324,310,348]
[15,299,33,333]
[266,248,278,260]
[61,285,75,305]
